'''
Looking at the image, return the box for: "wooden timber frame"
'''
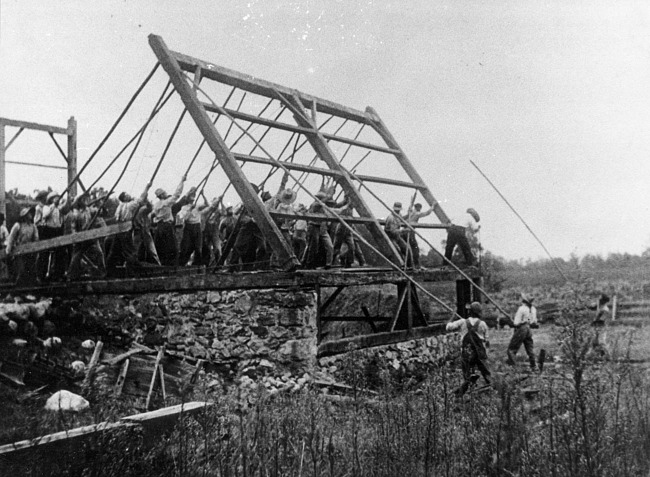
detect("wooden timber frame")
[147,34,453,271]
[0,35,484,356]
[0,116,78,215]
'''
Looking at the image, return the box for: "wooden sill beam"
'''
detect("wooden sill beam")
[268,211,449,229]
[0,117,69,136]
[170,50,370,124]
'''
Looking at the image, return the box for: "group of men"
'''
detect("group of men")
[446,293,540,396]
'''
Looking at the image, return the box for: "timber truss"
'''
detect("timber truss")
[2,35,490,343]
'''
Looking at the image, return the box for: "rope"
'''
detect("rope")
[470,159,568,282]
[148,108,187,186]
[343,167,512,320]
[83,82,174,194]
[62,62,160,198]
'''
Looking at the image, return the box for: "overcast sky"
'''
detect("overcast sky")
[1,0,649,261]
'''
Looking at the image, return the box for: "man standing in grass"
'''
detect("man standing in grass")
[506,293,538,371]
[446,301,491,395]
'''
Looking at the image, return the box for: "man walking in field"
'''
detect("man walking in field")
[506,293,538,371]
[446,302,491,396]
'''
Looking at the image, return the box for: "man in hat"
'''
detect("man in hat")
[274,188,297,244]
[151,176,186,266]
[67,195,107,280]
[106,183,152,275]
[178,189,221,266]
[305,191,348,269]
[35,191,69,280]
[444,208,478,267]
[0,213,8,278]
[384,201,409,264]
[406,203,434,269]
[6,207,39,285]
[446,301,491,396]
[506,293,538,370]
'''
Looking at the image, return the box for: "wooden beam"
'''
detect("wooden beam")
[389,285,408,332]
[317,324,447,357]
[114,359,130,397]
[278,92,403,265]
[0,222,132,259]
[0,266,478,296]
[269,211,448,229]
[234,153,426,190]
[149,34,299,271]
[0,124,5,216]
[0,117,69,136]
[48,132,68,163]
[320,286,345,314]
[82,340,103,389]
[320,316,390,322]
[365,107,451,224]
[203,103,313,135]
[169,50,370,124]
[320,132,399,155]
[145,346,165,410]
[67,117,78,198]
[4,127,24,151]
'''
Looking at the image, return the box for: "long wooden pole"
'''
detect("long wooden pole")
[470,160,568,282]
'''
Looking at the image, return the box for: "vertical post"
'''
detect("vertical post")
[406,282,413,332]
[0,123,5,216]
[456,279,471,318]
[315,283,322,343]
[67,117,78,198]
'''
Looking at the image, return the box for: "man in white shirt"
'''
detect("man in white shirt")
[446,302,491,395]
[152,176,186,265]
[506,293,538,370]
[406,203,433,268]
[444,208,479,266]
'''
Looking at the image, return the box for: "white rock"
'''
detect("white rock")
[81,339,96,349]
[43,337,62,348]
[44,390,90,412]
[70,361,86,375]
[12,338,27,347]
[7,320,18,332]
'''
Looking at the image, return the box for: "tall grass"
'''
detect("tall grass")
[3,318,650,476]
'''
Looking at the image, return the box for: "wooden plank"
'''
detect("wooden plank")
[82,340,104,388]
[389,285,408,332]
[0,125,5,216]
[0,221,132,259]
[149,34,299,271]
[366,107,451,224]
[361,305,379,332]
[278,92,403,265]
[114,358,130,397]
[158,364,167,404]
[317,324,447,357]
[103,348,142,366]
[169,49,370,124]
[145,346,165,411]
[612,295,617,321]
[320,316,390,322]
[0,117,69,136]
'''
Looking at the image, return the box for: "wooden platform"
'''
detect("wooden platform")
[0,266,478,297]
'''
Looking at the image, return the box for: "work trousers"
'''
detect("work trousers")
[386,230,411,266]
[154,222,178,266]
[292,231,307,263]
[459,350,491,396]
[201,225,221,267]
[138,228,161,265]
[507,324,536,369]
[444,225,475,265]
[234,222,262,271]
[106,230,140,275]
[179,223,202,266]
[305,224,333,268]
[67,240,106,280]
[36,226,67,281]
[333,228,355,267]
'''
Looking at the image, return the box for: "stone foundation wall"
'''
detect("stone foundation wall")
[79,289,318,377]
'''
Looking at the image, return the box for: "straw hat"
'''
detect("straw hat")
[280,189,297,205]
[19,207,32,218]
[466,208,480,222]
[46,191,61,204]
